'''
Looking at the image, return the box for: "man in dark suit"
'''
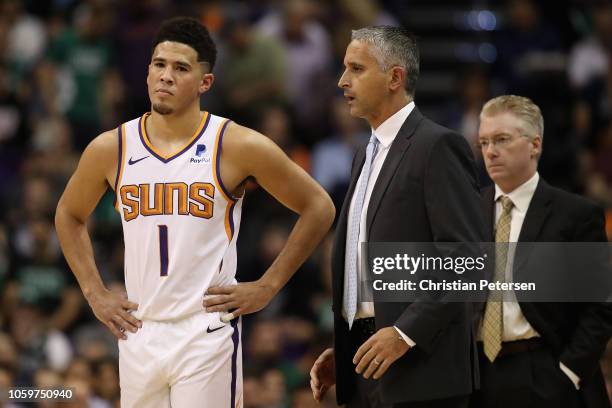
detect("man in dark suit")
[309,26,484,408]
[472,94,612,408]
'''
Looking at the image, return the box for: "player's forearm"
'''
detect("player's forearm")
[261,193,335,292]
[55,207,107,300]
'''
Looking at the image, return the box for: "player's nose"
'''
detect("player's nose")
[160,66,174,83]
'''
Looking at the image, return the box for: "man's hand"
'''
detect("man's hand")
[87,289,140,340]
[203,280,276,319]
[354,327,411,380]
[310,348,336,402]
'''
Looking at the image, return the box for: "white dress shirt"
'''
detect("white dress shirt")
[485,172,580,389]
[343,101,416,346]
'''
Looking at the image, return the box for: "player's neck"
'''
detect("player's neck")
[148,106,203,142]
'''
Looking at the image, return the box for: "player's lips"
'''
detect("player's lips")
[344,94,356,104]
[155,89,173,95]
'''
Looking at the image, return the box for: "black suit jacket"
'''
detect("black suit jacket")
[331,107,485,404]
[481,179,612,408]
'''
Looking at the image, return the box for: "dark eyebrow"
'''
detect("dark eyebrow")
[347,62,365,69]
[152,57,193,69]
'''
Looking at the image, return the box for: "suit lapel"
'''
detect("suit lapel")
[514,178,552,279]
[518,179,552,243]
[482,186,495,241]
[365,108,423,233]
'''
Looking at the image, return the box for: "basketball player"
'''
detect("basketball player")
[55,17,335,407]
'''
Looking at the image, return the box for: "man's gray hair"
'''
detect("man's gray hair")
[351,26,419,96]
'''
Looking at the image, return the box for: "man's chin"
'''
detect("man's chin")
[488,171,508,186]
[152,103,173,115]
[347,105,364,118]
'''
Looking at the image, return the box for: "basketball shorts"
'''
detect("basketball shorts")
[118,311,242,408]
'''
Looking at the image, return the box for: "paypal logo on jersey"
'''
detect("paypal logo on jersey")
[190,144,210,163]
[195,144,206,156]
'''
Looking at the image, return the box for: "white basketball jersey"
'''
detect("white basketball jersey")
[114,112,243,321]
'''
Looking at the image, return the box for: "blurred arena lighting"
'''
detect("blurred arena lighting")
[457,10,497,31]
[454,42,497,63]
[478,42,497,63]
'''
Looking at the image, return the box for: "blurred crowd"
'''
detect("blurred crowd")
[0,0,612,407]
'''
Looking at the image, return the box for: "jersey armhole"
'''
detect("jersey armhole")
[113,124,126,212]
[212,119,240,204]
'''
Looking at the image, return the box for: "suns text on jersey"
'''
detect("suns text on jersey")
[119,182,215,221]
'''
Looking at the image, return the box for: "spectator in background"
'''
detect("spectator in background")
[22,115,78,191]
[243,365,287,408]
[568,0,612,90]
[585,118,612,207]
[258,104,310,172]
[2,177,83,333]
[493,0,564,95]
[41,1,119,150]
[0,59,30,203]
[311,96,369,208]
[9,301,73,383]
[113,0,164,120]
[93,358,120,404]
[0,364,20,408]
[441,67,491,157]
[0,331,19,379]
[577,62,612,148]
[33,367,64,408]
[257,0,335,138]
[9,216,81,331]
[494,0,578,191]
[1,0,47,88]
[215,4,288,127]
[440,67,492,185]
[330,0,398,69]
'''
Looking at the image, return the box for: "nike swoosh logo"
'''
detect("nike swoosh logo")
[206,325,225,334]
[128,155,149,165]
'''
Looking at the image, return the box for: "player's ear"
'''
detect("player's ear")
[199,73,214,95]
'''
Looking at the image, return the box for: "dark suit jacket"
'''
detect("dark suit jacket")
[331,107,485,404]
[480,179,612,408]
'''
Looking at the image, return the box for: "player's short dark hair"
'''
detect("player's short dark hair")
[152,17,217,72]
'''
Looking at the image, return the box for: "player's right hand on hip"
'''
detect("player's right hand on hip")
[310,348,336,402]
[87,288,141,340]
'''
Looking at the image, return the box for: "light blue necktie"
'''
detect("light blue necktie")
[344,134,379,328]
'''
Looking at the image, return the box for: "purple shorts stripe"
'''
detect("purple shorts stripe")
[230,317,239,407]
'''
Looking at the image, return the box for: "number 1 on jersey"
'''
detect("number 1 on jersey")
[158,225,169,276]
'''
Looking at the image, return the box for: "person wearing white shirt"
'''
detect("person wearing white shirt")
[310,26,484,408]
[473,95,612,408]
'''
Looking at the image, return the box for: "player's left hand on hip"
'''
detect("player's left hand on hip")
[203,280,275,318]
[353,327,411,380]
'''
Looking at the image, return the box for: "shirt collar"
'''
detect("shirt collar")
[371,101,415,148]
[494,172,540,213]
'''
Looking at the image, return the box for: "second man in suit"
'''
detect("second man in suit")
[472,95,612,408]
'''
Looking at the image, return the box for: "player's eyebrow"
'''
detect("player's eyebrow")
[152,57,194,69]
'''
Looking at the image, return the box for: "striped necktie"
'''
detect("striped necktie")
[344,134,379,328]
[482,195,514,362]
